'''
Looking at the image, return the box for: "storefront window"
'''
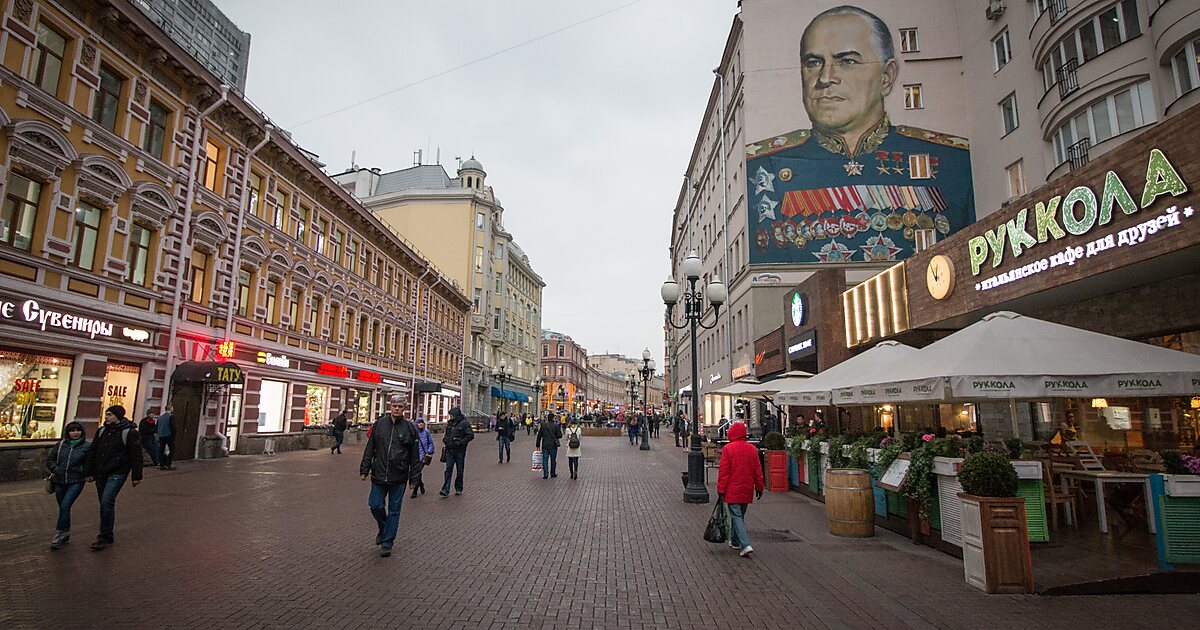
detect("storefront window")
[258,379,288,433]
[0,351,72,440]
[304,385,327,426]
[354,390,372,424]
[101,363,141,421]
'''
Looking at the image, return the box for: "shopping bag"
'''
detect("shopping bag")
[703,499,729,544]
[531,449,543,471]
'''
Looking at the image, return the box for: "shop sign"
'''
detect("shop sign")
[731,364,754,380]
[0,296,151,343]
[357,370,382,384]
[317,362,350,378]
[256,351,290,369]
[966,148,1189,279]
[217,340,236,359]
[708,373,722,385]
[213,365,243,384]
[789,292,807,327]
[788,330,817,358]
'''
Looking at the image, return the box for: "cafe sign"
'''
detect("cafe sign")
[966,149,1189,287]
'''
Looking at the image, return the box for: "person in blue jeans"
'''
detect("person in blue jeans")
[83,406,143,551]
[359,396,419,557]
[536,414,563,479]
[496,412,514,463]
[440,408,474,496]
[46,421,90,550]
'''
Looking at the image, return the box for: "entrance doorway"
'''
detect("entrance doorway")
[225,389,242,452]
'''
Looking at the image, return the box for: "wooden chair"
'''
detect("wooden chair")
[1042,459,1078,530]
[1066,440,1105,471]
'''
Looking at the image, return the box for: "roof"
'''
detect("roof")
[460,157,484,172]
[372,164,453,196]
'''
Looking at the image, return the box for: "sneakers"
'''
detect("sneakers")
[439,490,449,497]
[739,545,754,558]
[728,540,742,551]
[90,537,112,551]
[410,489,418,499]
[49,531,69,550]
[379,546,392,557]
[454,490,462,496]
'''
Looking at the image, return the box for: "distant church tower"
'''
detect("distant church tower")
[458,156,485,191]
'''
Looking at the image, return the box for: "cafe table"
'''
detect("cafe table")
[1057,470,1155,535]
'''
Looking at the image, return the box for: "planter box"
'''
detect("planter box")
[937,474,965,547]
[1164,474,1200,497]
[959,493,1034,594]
[788,454,800,488]
[933,456,963,476]
[766,450,788,492]
[1017,480,1048,543]
[1150,474,1200,567]
[1012,460,1043,480]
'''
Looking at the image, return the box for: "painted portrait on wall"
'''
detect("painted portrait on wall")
[747,5,974,265]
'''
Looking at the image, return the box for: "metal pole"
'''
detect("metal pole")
[640,364,650,451]
[684,280,710,504]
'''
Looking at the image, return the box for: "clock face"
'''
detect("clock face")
[926,255,955,300]
[790,293,805,327]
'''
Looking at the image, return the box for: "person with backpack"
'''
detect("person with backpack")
[564,418,582,480]
[410,418,435,498]
[45,421,90,550]
[496,411,515,464]
[83,406,144,551]
[439,407,474,496]
[535,413,563,479]
[156,403,175,470]
[716,421,764,558]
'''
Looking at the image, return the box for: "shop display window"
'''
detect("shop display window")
[258,379,288,433]
[305,385,327,425]
[101,363,142,421]
[354,390,372,424]
[0,352,72,440]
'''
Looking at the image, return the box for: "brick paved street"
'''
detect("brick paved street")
[1,433,1196,629]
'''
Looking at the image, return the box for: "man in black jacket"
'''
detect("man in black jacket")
[84,405,143,551]
[439,407,474,497]
[496,412,515,464]
[359,395,420,557]
[536,413,564,479]
[331,407,352,454]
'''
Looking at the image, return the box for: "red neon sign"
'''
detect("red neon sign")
[317,362,350,378]
[217,340,236,359]
[357,370,382,384]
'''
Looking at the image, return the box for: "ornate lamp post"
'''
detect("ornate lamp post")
[626,373,638,441]
[662,249,726,504]
[491,361,513,416]
[638,348,655,451]
[533,378,545,416]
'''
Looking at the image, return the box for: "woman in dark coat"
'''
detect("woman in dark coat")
[45,421,90,550]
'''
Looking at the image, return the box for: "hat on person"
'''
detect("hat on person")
[105,405,126,418]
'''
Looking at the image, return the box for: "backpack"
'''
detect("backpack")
[96,425,133,446]
[568,429,580,449]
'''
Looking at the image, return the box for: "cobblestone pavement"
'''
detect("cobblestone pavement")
[1,434,1196,629]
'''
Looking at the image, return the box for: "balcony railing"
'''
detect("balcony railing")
[1056,58,1079,99]
[1048,0,1069,24]
[1067,138,1091,171]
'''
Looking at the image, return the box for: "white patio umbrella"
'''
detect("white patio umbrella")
[773,341,920,406]
[833,311,1200,404]
[711,371,812,401]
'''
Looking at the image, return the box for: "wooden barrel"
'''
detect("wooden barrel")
[825,468,875,538]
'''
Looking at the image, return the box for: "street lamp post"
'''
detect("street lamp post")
[662,249,726,504]
[638,349,655,451]
[492,362,513,417]
[533,378,544,417]
[626,373,638,443]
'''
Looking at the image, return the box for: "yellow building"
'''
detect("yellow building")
[333,159,545,421]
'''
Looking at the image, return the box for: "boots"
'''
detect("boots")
[411,487,418,498]
[49,531,69,550]
[419,482,426,495]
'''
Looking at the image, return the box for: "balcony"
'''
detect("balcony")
[1048,0,1069,25]
[1067,138,1091,171]
[1056,59,1079,99]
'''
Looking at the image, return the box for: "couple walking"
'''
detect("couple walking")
[535,414,582,479]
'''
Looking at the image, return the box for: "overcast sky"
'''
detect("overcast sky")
[215,0,736,365]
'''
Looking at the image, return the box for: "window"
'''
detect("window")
[1006,161,1027,198]
[475,246,484,271]
[495,272,502,293]
[328,304,340,340]
[236,269,251,317]
[473,288,482,313]
[247,172,263,217]
[908,154,931,179]
[346,237,357,274]
[126,224,151,285]
[993,31,1012,71]
[71,202,101,271]
[257,379,288,433]
[899,28,918,53]
[476,211,485,229]
[358,315,368,351]
[297,205,309,243]
[557,344,565,358]
[91,64,122,132]
[265,280,278,325]
[1044,0,1140,88]
[1000,93,1019,135]
[201,140,220,191]
[1,173,41,250]
[288,289,300,330]
[144,100,169,159]
[493,308,501,331]
[273,192,288,232]
[29,21,66,95]
[330,228,343,263]
[1171,38,1200,97]
[188,250,208,303]
[903,84,922,110]
[308,295,322,332]
[1052,81,1156,164]
[315,217,327,254]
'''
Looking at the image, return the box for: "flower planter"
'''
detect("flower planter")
[787,454,800,488]
[958,493,1034,594]
[1150,474,1200,567]
[766,450,789,492]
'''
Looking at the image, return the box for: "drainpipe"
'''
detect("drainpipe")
[409,265,433,412]
[714,69,734,407]
[423,273,443,418]
[222,125,273,337]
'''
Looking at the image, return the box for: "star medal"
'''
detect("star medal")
[934,214,951,234]
[844,160,864,176]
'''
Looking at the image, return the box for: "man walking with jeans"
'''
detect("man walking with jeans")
[440,407,474,496]
[156,404,175,470]
[536,413,563,479]
[360,395,419,557]
[496,412,514,463]
[84,406,143,551]
[716,421,763,558]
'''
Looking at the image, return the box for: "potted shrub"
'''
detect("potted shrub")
[762,431,788,492]
[824,433,877,538]
[957,452,1033,594]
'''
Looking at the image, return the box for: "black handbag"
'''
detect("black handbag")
[439,450,446,463]
[703,499,729,544]
[422,454,433,466]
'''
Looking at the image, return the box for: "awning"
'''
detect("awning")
[171,361,244,385]
[490,386,529,402]
[774,341,918,406]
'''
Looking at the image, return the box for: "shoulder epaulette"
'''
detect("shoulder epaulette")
[747,129,810,158]
[895,125,970,150]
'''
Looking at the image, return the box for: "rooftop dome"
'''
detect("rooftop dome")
[460,156,484,172]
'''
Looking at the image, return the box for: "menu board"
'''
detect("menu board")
[876,456,911,492]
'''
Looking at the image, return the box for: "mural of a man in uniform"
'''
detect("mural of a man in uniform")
[747,5,974,265]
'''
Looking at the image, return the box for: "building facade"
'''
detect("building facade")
[0,0,468,479]
[589,353,665,411]
[131,0,250,92]
[332,159,545,421]
[666,0,1200,426]
[540,329,587,414]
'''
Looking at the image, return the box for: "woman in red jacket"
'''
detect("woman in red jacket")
[716,421,764,557]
